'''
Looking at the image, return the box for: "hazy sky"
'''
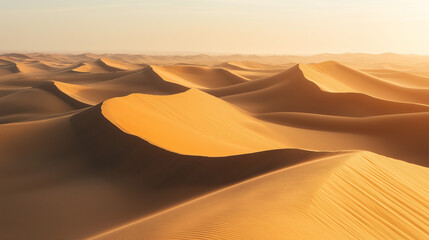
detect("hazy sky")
[0,0,428,54]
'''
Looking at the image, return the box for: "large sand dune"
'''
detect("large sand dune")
[0,53,427,240]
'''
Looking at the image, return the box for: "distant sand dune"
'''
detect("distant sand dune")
[153,65,248,88]
[0,81,88,123]
[206,65,429,116]
[56,67,188,104]
[300,61,429,105]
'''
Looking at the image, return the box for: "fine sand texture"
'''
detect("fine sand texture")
[0,53,427,240]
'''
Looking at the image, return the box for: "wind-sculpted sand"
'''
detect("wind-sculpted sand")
[0,53,427,240]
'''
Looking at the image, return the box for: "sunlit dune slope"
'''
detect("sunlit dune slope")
[92,152,429,240]
[101,88,284,156]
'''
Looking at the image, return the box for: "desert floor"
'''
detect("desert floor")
[0,53,428,240]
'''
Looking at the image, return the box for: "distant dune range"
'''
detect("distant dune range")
[0,53,427,240]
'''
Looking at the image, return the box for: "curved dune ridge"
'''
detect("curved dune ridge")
[0,53,428,240]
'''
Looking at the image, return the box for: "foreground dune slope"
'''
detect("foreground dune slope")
[91,152,429,240]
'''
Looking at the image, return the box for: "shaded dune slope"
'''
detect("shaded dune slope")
[0,58,20,74]
[259,111,429,166]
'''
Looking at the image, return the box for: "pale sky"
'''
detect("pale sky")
[0,0,428,55]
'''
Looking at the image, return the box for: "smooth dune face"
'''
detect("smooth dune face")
[0,53,428,240]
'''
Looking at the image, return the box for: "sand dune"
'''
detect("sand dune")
[258,111,429,166]
[362,68,429,88]
[70,58,140,73]
[153,65,248,88]
[95,57,141,72]
[0,81,88,123]
[207,65,429,117]
[300,61,429,105]
[101,89,284,156]
[0,53,427,240]
[56,67,188,104]
[0,56,56,74]
[218,61,289,80]
[0,101,326,240]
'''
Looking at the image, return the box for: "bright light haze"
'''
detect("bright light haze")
[1,0,428,54]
